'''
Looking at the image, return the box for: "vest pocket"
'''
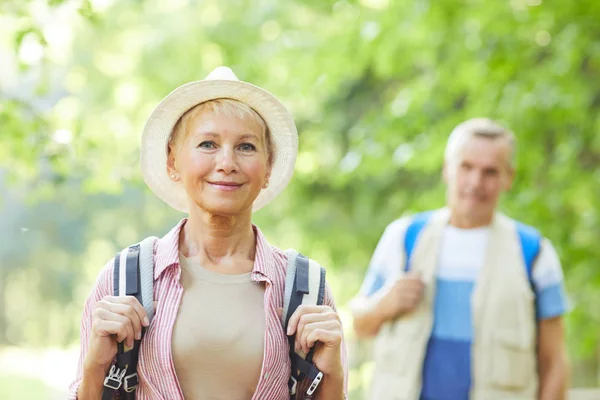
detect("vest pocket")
[373,323,410,375]
[489,329,534,390]
[375,316,426,372]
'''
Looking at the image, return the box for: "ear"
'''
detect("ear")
[263,162,272,185]
[166,143,178,179]
[442,162,449,184]
[503,165,515,191]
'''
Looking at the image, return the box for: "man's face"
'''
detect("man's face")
[444,135,514,225]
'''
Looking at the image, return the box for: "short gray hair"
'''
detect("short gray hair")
[445,118,516,167]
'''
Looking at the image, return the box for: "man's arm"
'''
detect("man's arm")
[537,316,569,400]
[351,272,425,338]
[351,289,394,338]
[531,239,570,400]
[351,218,415,338]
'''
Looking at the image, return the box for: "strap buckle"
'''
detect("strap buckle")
[288,375,298,395]
[124,372,139,393]
[306,371,323,396]
[103,365,126,391]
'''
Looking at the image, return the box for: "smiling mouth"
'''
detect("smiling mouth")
[208,182,244,191]
[464,195,485,202]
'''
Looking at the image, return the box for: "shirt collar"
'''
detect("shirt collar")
[153,219,186,280]
[251,225,277,282]
[153,218,278,282]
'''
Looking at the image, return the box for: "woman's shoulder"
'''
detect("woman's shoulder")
[269,245,287,260]
[267,245,328,276]
[265,244,289,277]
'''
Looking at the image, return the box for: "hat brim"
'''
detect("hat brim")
[140,79,298,213]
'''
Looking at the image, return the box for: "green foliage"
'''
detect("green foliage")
[1,0,599,395]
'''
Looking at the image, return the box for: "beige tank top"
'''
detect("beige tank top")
[172,253,266,400]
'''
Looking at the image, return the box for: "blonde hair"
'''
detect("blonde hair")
[169,98,272,163]
[445,118,516,167]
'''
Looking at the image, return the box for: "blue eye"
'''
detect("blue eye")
[198,141,216,149]
[239,143,256,152]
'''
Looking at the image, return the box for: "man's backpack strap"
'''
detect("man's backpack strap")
[282,250,326,399]
[403,213,543,283]
[403,211,434,272]
[102,236,158,400]
[515,223,542,291]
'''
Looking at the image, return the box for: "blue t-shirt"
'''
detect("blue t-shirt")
[360,219,568,400]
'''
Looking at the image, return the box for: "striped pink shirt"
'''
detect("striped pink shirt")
[68,219,348,399]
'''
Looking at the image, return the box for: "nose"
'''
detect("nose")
[216,146,239,174]
[468,169,484,188]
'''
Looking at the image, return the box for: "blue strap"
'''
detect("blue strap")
[516,222,542,290]
[403,211,434,272]
[403,213,542,287]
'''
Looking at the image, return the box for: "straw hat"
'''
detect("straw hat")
[140,66,298,213]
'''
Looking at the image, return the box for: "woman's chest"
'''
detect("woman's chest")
[137,271,291,399]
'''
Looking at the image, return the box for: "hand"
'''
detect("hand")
[85,295,149,370]
[377,271,425,320]
[286,305,344,378]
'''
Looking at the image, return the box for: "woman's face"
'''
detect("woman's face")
[168,109,271,217]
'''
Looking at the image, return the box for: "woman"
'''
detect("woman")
[69,67,347,399]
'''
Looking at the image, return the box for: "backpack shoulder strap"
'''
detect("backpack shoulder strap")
[515,222,542,290]
[113,236,158,319]
[103,236,158,399]
[138,236,158,321]
[403,211,434,272]
[282,249,326,398]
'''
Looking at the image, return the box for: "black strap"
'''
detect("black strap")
[102,246,143,399]
[102,384,117,400]
[126,245,140,296]
[294,356,321,381]
[295,255,310,295]
[285,255,308,328]
[286,254,322,394]
[286,258,305,383]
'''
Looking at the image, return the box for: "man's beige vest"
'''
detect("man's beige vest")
[370,209,538,400]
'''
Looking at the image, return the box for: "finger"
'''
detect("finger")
[305,324,342,351]
[99,301,144,340]
[299,320,341,354]
[402,277,425,288]
[400,279,425,290]
[400,291,423,304]
[103,296,149,327]
[94,309,136,347]
[93,310,133,343]
[276,307,284,321]
[286,305,332,336]
[401,282,425,294]
[294,312,338,353]
[95,320,127,342]
[395,283,421,297]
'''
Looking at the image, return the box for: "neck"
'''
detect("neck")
[448,207,494,229]
[181,208,256,265]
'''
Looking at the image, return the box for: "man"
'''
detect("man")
[350,118,569,400]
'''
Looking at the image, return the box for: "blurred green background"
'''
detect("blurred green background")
[1,0,599,398]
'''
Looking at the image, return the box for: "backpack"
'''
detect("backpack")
[403,211,542,289]
[101,239,326,400]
